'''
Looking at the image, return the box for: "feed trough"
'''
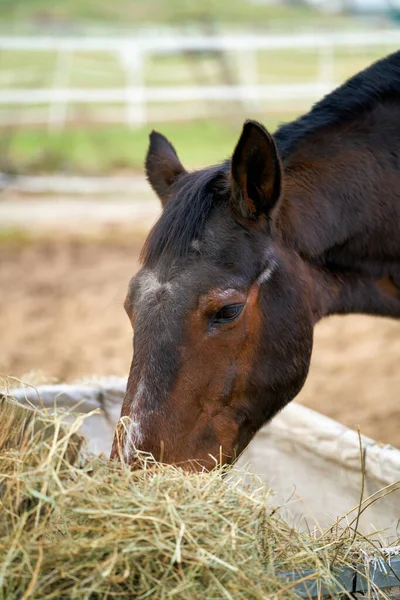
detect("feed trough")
[3,379,400,598]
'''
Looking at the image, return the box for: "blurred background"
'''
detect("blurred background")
[0,0,399,445]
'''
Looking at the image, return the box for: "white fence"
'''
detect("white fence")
[1,29,399,129]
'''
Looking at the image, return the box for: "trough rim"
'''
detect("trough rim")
[4,378,400,487]
[3,379,400,597]
[282,554,400,597]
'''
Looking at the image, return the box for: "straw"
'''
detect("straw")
[0,392,398,600]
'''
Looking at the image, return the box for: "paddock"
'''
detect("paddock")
[2,18,400,597]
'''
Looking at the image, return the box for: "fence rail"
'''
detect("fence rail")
[1,29,399,128]
[1,29,400,51]
[0,83,333,104]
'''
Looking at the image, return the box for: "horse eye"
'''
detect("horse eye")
[213,303,244,324]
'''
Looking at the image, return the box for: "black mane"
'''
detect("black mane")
[274,50,400,160]
[143,51,400,263]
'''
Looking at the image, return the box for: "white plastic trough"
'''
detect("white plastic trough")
[7,378,400,543]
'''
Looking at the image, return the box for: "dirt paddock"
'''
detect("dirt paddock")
[1,232,399,447]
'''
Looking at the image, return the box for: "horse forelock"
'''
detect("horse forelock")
[141,162,230,267]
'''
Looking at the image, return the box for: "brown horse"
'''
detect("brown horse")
[111,51,400,470]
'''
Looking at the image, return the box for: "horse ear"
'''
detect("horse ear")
[145,131,186,206]
[230,120,282,220]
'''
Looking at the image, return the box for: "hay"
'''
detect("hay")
[0,396,397,600]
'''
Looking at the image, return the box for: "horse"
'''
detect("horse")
[111,51,400,470]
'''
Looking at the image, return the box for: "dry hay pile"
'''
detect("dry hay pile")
[0,394,395,600]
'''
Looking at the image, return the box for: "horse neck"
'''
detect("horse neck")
[301,260,400,323]
[274,101,400,320]
[276,99,400,262]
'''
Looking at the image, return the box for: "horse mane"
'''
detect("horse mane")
[274,50,400,160]
[142,51,400,263]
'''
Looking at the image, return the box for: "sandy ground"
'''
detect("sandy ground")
[1,231,399,447]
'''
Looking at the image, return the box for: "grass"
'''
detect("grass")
[0,117,289,174]
[0,27,397,175]
[0,227,34,246]
[0,0,339,30]
[2,45,397,91]
[1,390,399,599]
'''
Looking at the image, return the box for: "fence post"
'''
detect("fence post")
[119,45,146,127]
[318,42,334,91]
[48,49,72,132]
[236,47,259,113]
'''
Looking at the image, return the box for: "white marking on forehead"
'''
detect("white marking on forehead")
[138,270,173,301]
[190,239,201,252]
[257,259,277,286]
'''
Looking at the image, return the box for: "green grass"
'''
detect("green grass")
[1,44,396,153]
[3,45,396,91]
[0,0,333,29]
[0,227,33,245]
[0,1,397,177]
[0,117,287,175]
